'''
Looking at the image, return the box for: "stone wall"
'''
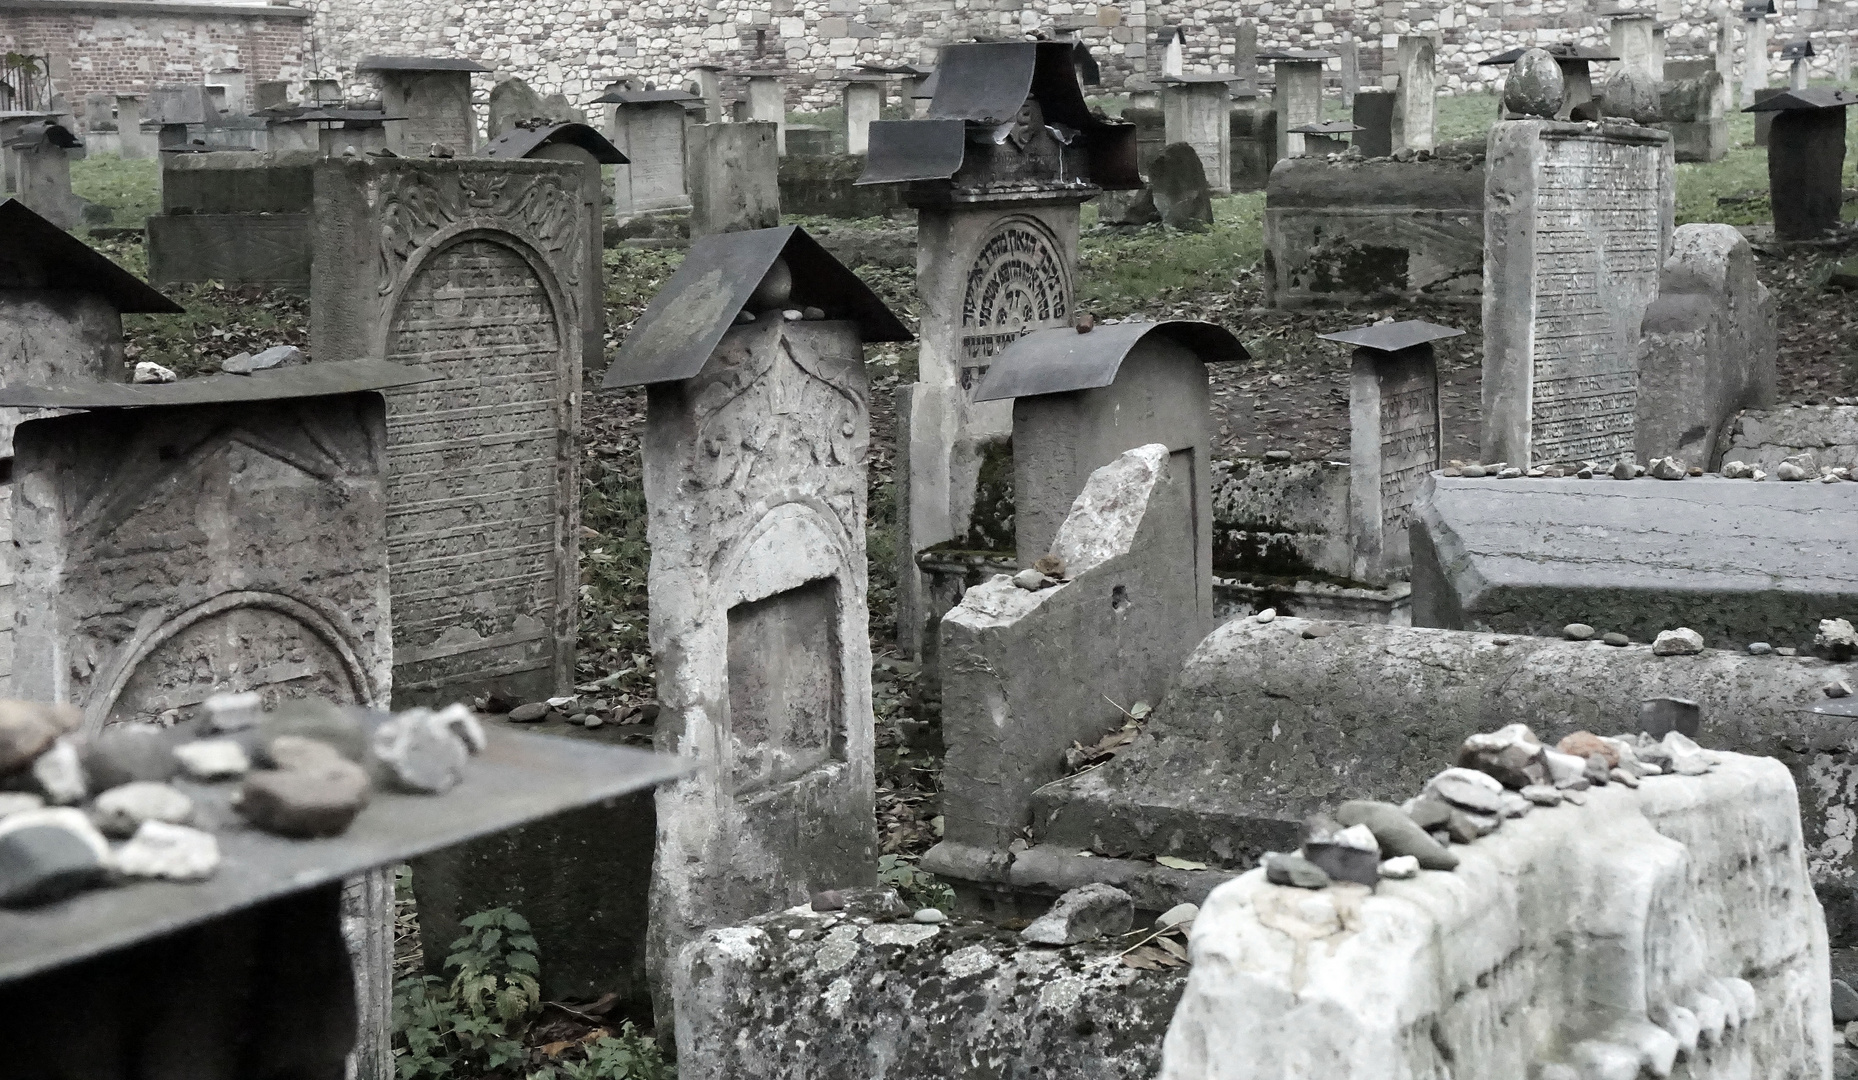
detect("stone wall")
[0,0,311,97]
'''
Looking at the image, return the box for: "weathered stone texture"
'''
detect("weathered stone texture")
[310,157,589,707]
[1160,753,1830,1080]
[605,100,691,218]
[9,395,393,730]
[778,154,905,219]
[1411,474,1858,648]
[1265,152,1485,309]
[673,892,1187,1080]
[1209,458,1353,581]
[1348,342,1440,585]
[1719,405,1858,471]
[687,121,780,238]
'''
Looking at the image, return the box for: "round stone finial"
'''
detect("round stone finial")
[1503,48,1568,119]
[746,256,794,312]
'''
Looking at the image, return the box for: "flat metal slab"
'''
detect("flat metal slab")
[0,359,441,409]
[483,122,629,164]
[856,118,966,184]
[593,88,701,105]
[972,320,1249,402]
[1158,72,1241,84]
[1258,48,1339,61]
[1480,44,1619,64]
[0,727,688,984]
[1744,87,1858,110]
[1289,120,1364,134]
[1318,319,1465,352]
[356,55,491,73]
[0,198,182,314]
[604,225,911,389]
[293,108,407,123]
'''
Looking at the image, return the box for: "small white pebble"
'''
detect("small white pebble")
[1379,855,1419,879]
[173,739,251,780]
[912,908,947,924]
[1254,608,1277,624]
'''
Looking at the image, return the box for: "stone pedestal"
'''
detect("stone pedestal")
[687,121,780,237]
[843,79,882,157]
[310,157,591,707]
[746,75,786,155]
[1480,120,1674,468]
[1162,78,1234,195]
[1273,60,1324,158]
[1394,36,1437,152]
[1346,340,1443,585]
[1769,106,1847,239]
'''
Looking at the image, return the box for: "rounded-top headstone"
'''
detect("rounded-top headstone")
[1503,49,1568,118]
[1149,141,1215,230]
[1600,70,1662,124]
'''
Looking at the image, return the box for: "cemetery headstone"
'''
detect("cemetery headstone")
[602,225,908,1017]
[1235,20,1259,94]
[687,121,780,237]
[1742,0,1775,108]
[115,96,147,160]
[1340,37,1360,105]
[487,77,546,139]
[254,80,290,112]
[2,121,83,229]
[1782,38,1814,91]
[1160,75,1236,195]
[1481,55,1675,467]
[358,56,490,155]
[744,72,787,155]
[690,64,726,122]
[310,157,594,707]
[857,41,1140,657]
[842,76,884,156]
[1353,88,1395,157]
[1158,27,1186,79]
[147,149,316,293]
[1264,50,1331,158]
[1394,35,1437,152]
[1753,85,1785,144]
[1658,64,1728,161]
[783,124,831,156]
[1749,87,1854,240]
[205,69,247,117]
[1149,142,1215,228]
[1319,319,1460,585]
[594,87,695,218]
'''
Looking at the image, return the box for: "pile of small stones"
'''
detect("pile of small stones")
[505,694,656,730]
[1441,452,1852,483]
[0,693,484,908]
[1263,722,1719,891]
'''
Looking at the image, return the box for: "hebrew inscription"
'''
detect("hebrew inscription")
[386,237,567,697]
[959,220,1070,391]
[1377,361,1441,538]
[1529,134,1664,465]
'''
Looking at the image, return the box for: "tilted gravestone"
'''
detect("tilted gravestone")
[358,56,491,156]
[604,225,908,1016]
[1319,319,1461,586]
[1149,142,1214,229]
[311,156,593,707]
[487,77,547,139]
[1481,115,1674,467]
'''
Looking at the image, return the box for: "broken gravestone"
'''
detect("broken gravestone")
[1149,142,1214,230]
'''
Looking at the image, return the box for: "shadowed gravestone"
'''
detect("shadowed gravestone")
[1150,142,1214,230]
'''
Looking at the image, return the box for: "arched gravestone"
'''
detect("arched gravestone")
[957,217,1071,391]
[313,157,594,706]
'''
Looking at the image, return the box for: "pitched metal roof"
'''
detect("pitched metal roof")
[0,199,182,313]
[482,121,629,163]
[1317,319,1465,352]
[356,56,492,73]
[1744,86,1858,110]
[971,320,1249,401]
[603,225,911,389]
[591,87,701,104]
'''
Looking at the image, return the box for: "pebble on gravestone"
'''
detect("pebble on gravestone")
[133,361,177,384]
[1563,623,1596,640]
[1336,800,1460,869]
[1653,627,1706,655]
[222,345,305,374]
[0,807,110,907]
[1264,851,1331,888]
[0,701,78,775]
[83,726,182,789]
[204,690,262,733]
[1380,854,1419,878]
[0,793,44,820]
[371,707,471,794]
[32,740,86,805]
[1019,883,1136,944]
[1818,618,1858,660]
[1835,979,1858,1024]
[113,820,220,881]
[235,740,370,838]
[92,781,195,838]
[508,702,550,723]
[1604,632,1632,646]
[1648,456,1689,479]
[1422,767,1505,815]
[174,739,250,780]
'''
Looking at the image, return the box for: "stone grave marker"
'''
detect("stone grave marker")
[1263,49,1332,158]
[603,224,908,1015]
[1782,38,1813,90]
[842,75,884,156]
[1482,61,1674,467]
[1658,61,1728,161]
[1160,74,1236,195]
[2,121,83,229]
[1353,88,1395,157]
[310,156,594,707]
[593,86,696,218]
[1742,0,1775,107]
[783,124,831,156]
[1394,36,1437,152]
[358,56,491,156]
[1341,37,1360,105]
[147,149,316,292]
[687,121,780,237]
[1319,319,1460,585]
[115,95,148,160]
[1749,87,1854,240]
[857,41,1140,657]
[487,77,545,138]
[1149,142,1215,227]
[254,80,290,112]
[743,72,787,155]
[690,63,726,122]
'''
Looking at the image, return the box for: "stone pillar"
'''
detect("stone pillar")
[687,121,780,237]
[11,142,80,230]
[342,868,395,1080]
[310,157,590,707]
[1481,119,1675,467]
[746,74,786,155]
[1769,105,1848,239]
[1743,13,1770,107]
[1236,20,1259,94]
[691,65,725,122]
[1837,42,1853,82]
[1715,8,1737,114]
[1162,79,1234,195]
[1340,37,1360,105]
[1273,59,1324,158]
[638,284,879,1024]
[117,95,147,160]
[1353,88,1395,156]
[1791,54,1811,90]
[1394,35,1437,152]
[843,79,883,156]
[1339,328,1450,584]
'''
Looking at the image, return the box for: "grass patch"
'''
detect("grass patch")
[1076,192,1265,317]
[69,154,160,232]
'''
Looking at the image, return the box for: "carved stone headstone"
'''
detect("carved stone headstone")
[842,77,883,156]
[744,73,787,155]
[1481,119,1674,467]
[1321,320,1460,585]
[597,87,696,217]
[1269,53,1328,158]
[1394,36,1437,152]
[604,225,907,1018]
[310,157,591,706]
[687,121,780,237]
[1161,75,1235,195]
[359,56,490,156]
[487,77,546,139]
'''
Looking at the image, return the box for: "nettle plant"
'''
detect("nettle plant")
[393,908,543,1079]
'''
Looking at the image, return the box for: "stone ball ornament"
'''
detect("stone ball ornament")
[1503,48,1567,119]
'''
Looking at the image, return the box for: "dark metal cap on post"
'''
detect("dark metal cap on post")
[1780,39,1816,61]
[1478,43,1620,64]
[0,198,182,313]
[1317,319,1464,353]
[483,121,629,163]
[355,56,492,73]
[602,225,911,389]
[970,320,1249,401]
[591,87,701,105]
[1743,87,1858,110]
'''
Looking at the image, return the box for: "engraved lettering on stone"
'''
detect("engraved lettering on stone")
[958,221,1069,391]
[117,608,359,723]
[1377,366,1439,537]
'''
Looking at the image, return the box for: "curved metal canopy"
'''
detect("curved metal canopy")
[972,320,1249,402]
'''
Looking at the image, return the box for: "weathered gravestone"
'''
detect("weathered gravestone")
[1160,74,1236,195]
[743,72,788,155]
[783,124,831,157]
[1783,38,1813,91]
[841,75,885,156]
[486,77,547,139]
[1481,63,1674,467]
[603,225,908,1015]
[310,157,593,707]
[593,86,696,218]
[146,149,315,293]
[687,121,780,237]
[1720,404,1858,470]
[1742,0,1776,108]
[1635,223,1776,465]
[1658,63,1728,161]
[3,121,84,230]
[1149,142,1214,229]
[1320,319,1461,586]
[1480,44,1619,122]
[357,55,490,156]
[1394,36,1437,152]
[857,41,1140,657]
[1262,50,1331,158]
[1749,87,1855,241]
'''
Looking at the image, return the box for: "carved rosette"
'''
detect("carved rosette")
[958,217,1071,391]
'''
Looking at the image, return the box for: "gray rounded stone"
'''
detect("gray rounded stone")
[1601,70,1662,124]
[1503,49,1567,118]
[1263,851,1330,889]
[1335,800,1459,870]
[1563,623,1596,641]
[913,907,948,924]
